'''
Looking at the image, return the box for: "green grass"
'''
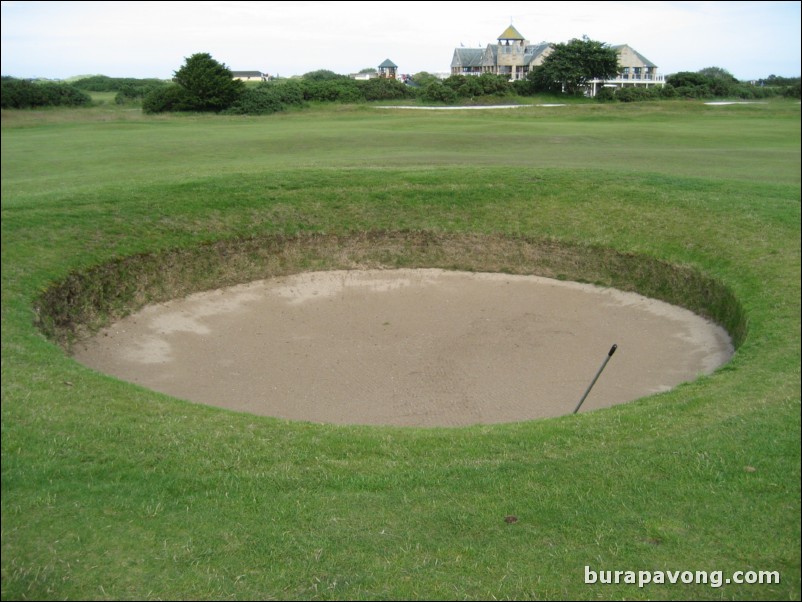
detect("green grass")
[2,99,800,600]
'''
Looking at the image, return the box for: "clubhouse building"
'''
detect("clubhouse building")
[450,25,664,96]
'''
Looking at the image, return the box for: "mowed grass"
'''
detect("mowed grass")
[1,100,800,600]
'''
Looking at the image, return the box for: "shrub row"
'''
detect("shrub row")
[596,75,800,102]
[1,77,92,109]
[144,76,415,115]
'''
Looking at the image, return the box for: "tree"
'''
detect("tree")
[142,84,191,113]
[664,71,712,98]
[665,71,711,88]
[697,66,738,83]
[171,52,245,112]
[529,36,619,95]
[302,69,346,81]
[359,77,410,101]
[225,80,309,115]
[477,72,510,95]
[760,74,801,87]
[301,78,362,102]
[443,74,483,98]
[441,73,510,99]
[420,81,458,103]
[410,72,441,88]
[697,66,739,95]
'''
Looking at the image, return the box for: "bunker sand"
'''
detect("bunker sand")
[73,269,733,426]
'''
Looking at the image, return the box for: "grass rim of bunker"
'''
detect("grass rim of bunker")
[34,230,747,354]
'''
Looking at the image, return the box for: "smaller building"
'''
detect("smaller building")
[586,45,663,96]
[232,71,268,82]
[378,59,398,79]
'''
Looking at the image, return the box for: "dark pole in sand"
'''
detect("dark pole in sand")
[573,344,617,414]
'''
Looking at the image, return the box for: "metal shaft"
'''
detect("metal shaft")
[573,344,617,414]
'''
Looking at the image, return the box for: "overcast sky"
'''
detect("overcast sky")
[2,1,800,81]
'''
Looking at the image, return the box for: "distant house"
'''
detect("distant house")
[378,59,398,79]
[232,71,268,82]
[451,25,664,96]
[352,59,400,81]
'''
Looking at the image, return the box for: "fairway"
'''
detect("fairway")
[2,100,800,600]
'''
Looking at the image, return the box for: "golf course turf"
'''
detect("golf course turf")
[2,98,800,600]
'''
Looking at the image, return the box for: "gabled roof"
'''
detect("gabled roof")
[498,25,525,40]
[612,44,657,68]
[451,48,484,68]
[378,59,398,68]
[523,42,552,65]
[482,44,499,66]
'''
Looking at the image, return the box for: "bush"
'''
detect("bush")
[142,84,191,113]
[442,75,482,99]
[444,73,511,97]
[477,72,511,95]
[302,78,362,103]
[661,69,772,100]
[1,77,92,109]
[70,75,117,91]
[114,81,170,104]
[594,87,616,102]
[226,81,308,115]
[708,78,737,97]
[615,87,661,102]
[226,77,411,113]
[226,86,285,115]
[434,74,511,100]
[659,85,677,99]
[270,80,306,105]
[358,77,410,101]
[665,84,711,99]
[410,72,440,88]
[72,75,168,93]
[420,81,458,103]
[512,77,537,96]
[302,69,345,82]
[665,71,710,88]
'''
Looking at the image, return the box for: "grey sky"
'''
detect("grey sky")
[2,1,800,80]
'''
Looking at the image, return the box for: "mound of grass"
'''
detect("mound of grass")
[2,99,799,600]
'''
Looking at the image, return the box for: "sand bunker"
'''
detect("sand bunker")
[376,105,526,110]
[72,269,733,426]
[375,104,566,110]
[704,101,768,105]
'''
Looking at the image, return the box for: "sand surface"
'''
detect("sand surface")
[72,269,733,426]
[375,104,566,110]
